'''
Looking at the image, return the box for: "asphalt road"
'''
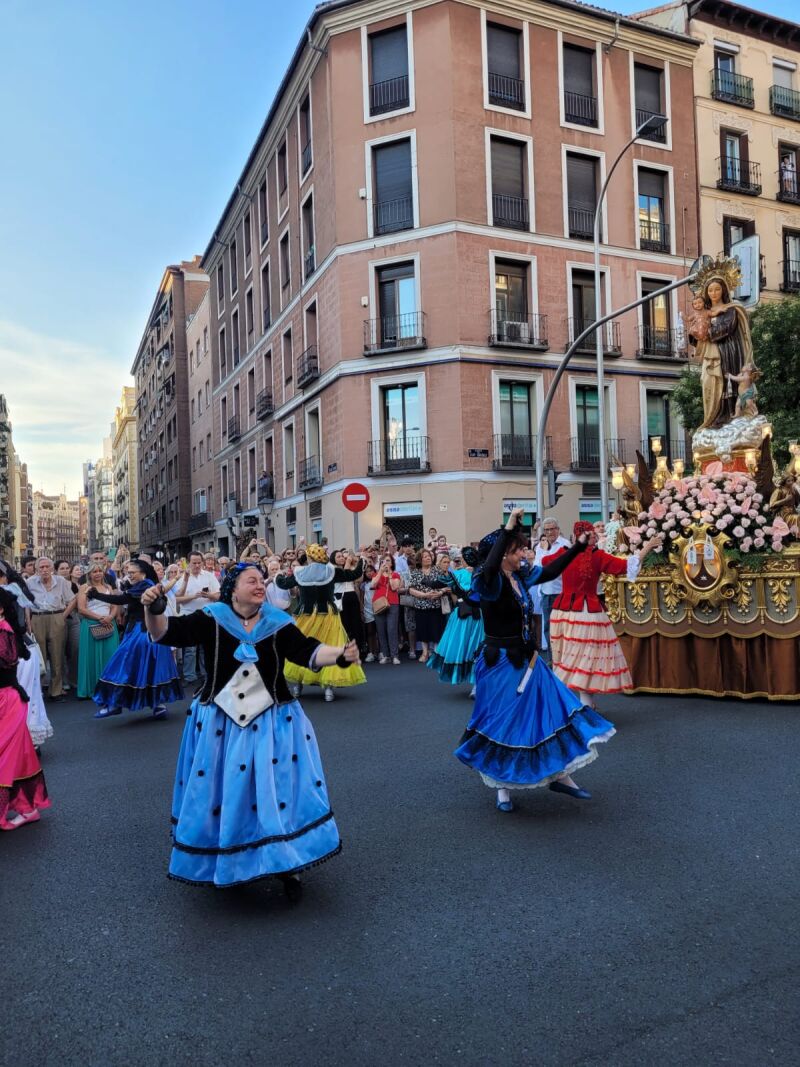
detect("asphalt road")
[3,661,799,1067]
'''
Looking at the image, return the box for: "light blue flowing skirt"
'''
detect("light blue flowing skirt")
[426,611,484,685]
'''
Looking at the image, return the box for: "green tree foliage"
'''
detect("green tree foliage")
[671,298,800,463]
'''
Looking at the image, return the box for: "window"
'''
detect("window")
[644,390,682,463]
[277,140,288,197]
[782,230,800,291]
[302,194,315,279]
[722,215,754,255]
[199,440,204,465]
[229,238,238,296]
[487,23,524,111]
[232,309,240,366]
[279,233,290,302]
[243,211,252,273]
[569,268,612,353]
[206,432,212,459]
[203,326,208,353]
[299,95,312,174]
[771,63,800,120]
[634,63,666,142]
[197,389,202,415]
[248,447,257,504]
[575,384,599,465]
[258,178,268,245]
[490,136,528,230]
[718,130,760,194]
[374,261,421,350]
[372,139,413,235]
[566,152,598,240]
[498,382,533,463]
[216,263,225,308]
[261,262,271,331]
[220,396,228,440]
[381,383,421,467]
[639,277,672,356]
[191,398,195,423]
[778,143,799,202]
[563,43,597,127]
[283,329,293,384]
[221,464,229,503]
[245,288,254,338]
[205,380,210,406]
[192,447,197,472]
[369,25,409,116]
[283,423,295,483]
[189,349,194,374]
[247,368,255,415]
[638,168,669,252]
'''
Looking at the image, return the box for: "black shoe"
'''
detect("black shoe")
[279,874,303,903]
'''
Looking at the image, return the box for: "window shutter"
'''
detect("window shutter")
[491,138,524,197]
[638,168,665,198]
[634,64,662,112]
[370,26,408,82]
[374,139,412,204]
[562,44,593,95]
[487,24,521,78]
[567,154,597,207]
[773,64,793,90]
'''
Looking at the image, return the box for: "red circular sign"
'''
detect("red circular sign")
[342,482,370,513]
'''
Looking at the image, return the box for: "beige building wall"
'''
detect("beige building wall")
[186,290,216,552]
[112,386,139,552]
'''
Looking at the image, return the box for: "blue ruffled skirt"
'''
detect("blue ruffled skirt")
[169,697,341,887]
[454,651,615,789]
[93,623,183,711]
[426,612,484,685]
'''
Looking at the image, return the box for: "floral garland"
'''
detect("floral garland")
[627,471,791,556]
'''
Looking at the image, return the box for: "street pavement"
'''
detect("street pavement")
[2,660,799,1067]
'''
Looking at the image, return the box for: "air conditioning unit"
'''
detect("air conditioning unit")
[499,319,530,343]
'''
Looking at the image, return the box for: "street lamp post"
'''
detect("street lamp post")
[594,113,668,521]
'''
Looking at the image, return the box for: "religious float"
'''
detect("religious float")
[605,254,800,701]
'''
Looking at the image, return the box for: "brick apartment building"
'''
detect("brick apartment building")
[200,0,700,551]
[132,258,208,558]
[32,492,82,560]
[186,290,217,553]
[112,386,139,552]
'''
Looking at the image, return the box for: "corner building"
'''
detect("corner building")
[202,0,700,551]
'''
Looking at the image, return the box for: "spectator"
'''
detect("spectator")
[27,557,73,701]
[371,553,402,664]
[63,563,84,690]
[76,563,120,701]
[394,539,413,576]
[425,527,439,550]
[407,548,448,663]
[173,551,220,684]
[361,563,379,662]
[333,549,364,652]
[533,517,571,665]
[264,557,292,610]
[21,558,36,578]
[203,553,219,579]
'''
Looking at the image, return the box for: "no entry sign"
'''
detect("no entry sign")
[342,482,370,513]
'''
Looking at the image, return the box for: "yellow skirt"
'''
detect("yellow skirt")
[284,610,367,688]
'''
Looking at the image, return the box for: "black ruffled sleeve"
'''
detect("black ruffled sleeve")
[156,612,214,649]
[275,623,320,668]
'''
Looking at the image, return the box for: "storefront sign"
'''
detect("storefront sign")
[468,448,489,458]
[383,501,423,518]
[502,499,537,513]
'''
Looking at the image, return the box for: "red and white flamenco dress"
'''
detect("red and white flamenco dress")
[0,620,50,828]
[542,546,641,695]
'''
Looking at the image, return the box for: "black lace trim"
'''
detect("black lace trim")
[166,841,342,888]
[458,702,597,753]
[171,809,335,855]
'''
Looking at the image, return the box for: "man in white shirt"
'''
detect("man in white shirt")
[175,551,220,682]
[28,556,74,700]
[533,517,571,666]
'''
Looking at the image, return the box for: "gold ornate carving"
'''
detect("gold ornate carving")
[629,581,648,614]
[604,573,622,623]
[732,579,754,614]
[767,578,792,615]
[661,581,686,615]
[669,523,740,607]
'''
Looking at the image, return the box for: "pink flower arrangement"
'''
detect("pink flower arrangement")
[633,471,789,556]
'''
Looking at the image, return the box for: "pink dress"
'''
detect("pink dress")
[0,620,50,827]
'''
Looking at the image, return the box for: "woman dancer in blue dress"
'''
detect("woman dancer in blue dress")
[454,508,616,812]
[142,562,359,901]
[426,547,484,688]
[88,559,182,720]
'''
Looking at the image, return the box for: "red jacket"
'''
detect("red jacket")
[541,546,628,612]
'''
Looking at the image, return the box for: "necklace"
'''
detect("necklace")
[231,606,260,625]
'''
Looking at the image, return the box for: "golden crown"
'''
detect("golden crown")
[305,543,329,564]
[689,253,743,296]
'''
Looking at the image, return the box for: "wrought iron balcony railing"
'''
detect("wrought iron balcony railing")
[639,218,671,253]
[711,68,754,108]
[635,108,667,142]
[568,205,594,240]
[488,71,525,110]
[635,326,688,361]
[492,434,552,470]
[780,260,800,293]
[770,84,800,121]
[777,171,800,205]
[256,389,274,420]
[363,311,426,355]
[564,90,598,127]
[488,309,548,350]
[716,156,761,196]
[570,437,626,471]
[369,75,409,116]
[374,195,413,235]
[227,415,241,442]
[188,511,211,533]
[296,344,320,388]
[492,193,529,230]
[567,318,622,355]
[298,457,323,491]
[367,436,430,476]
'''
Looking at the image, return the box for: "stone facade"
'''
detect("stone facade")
[32,492,81,560]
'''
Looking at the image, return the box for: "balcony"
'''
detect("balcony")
[369,75,409,116]
[256,389,274,420]
[304,246,316,280]
[777,172,800,205]
[780,260,800,293]
[227,415,241,442]
[635,326,688,361]
[492,434,553,470]
[640,437,689,469]
[297,345,320,388]
[488,71,525,110]
[301,140,312,174]
[568,205,594,240]
[564,90,598,127]
[492,193,529,231]
[188,511,211,533]
[711,68,754,108]
[635,108,667,142]
[298,456,323,491]
[717,157,761,196]
[488,309,548,350]
[770,84,800,121]
[570,437,626,471]
[257,473,274,505]
[368,436,431,476]
[374,195,413,236]
[567,318,622,356]
[364,311,426,355]
[639,218,671,253]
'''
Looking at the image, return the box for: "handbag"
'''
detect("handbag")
[440,595,452,615]
[90,622,114,640]
[399,594,415,609]
[372,595,390,615]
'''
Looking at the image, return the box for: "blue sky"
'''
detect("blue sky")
[0,0,796,496]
